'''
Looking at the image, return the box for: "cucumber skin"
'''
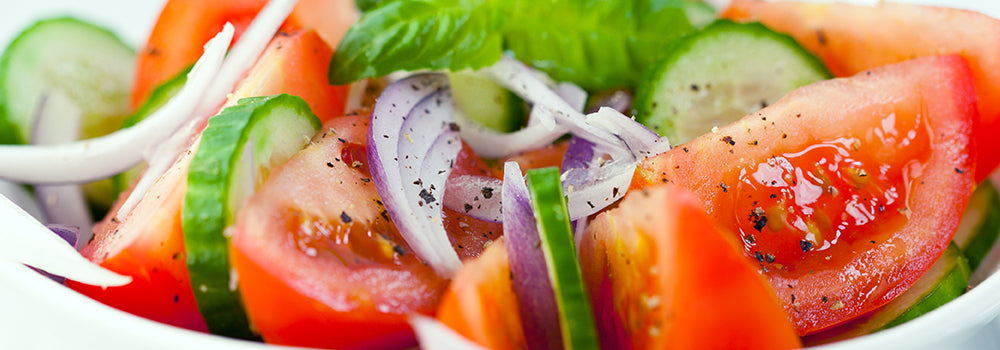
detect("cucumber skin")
[526,167,600,350]
[632,20,830,143]
[183,94,321,338]
[882,251,971,329]
[0,17,134,145]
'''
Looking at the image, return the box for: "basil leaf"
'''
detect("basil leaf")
[503,0,708,90]
[329,0,505,84]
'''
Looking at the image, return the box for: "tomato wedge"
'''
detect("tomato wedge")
[436,238,527,349]
[230,113,497,349]
[632,55,977,334]
[579,185,801,349]
[68,138,207,332]
[723,0,1000,180]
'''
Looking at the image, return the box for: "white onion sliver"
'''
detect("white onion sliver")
[586,107,671,158]
[443,175,503,223]
[565,162,637,220]
[0,180,44,221]
[454,108,568,158]
[0,194,130,287]
[31,91,93,247]
[0,24,231,185]
[410,315,486,350]
[554,82,587,113]
[368,74,462,276]
[485,56,581,129]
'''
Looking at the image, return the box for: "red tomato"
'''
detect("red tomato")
[632,55,977,334]
[580,185,802,349]
[226,29,348,123]
[230,113,497,349]
[723,0,1000,180]
[436,238,527,349]
[131,0,358,109]
[68,139,207,332]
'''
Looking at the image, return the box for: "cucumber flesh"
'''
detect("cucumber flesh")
[633,20,830,144]
[0,17,134,144]
[803,244,970,345]
[448,71,527,133]
[183,94,321,337]
[526,167,600,350]
[954,181,1000,272]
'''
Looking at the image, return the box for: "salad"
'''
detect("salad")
[3,0,1000,349]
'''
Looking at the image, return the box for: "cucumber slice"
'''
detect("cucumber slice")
[448,71,527,132]
[633,20,830,144]
[953,181,1000,272]
[804,244,970,345]
[183,94,321,337]
[525,167,599,350]
[0,17,134,144]
[111,67,190,197]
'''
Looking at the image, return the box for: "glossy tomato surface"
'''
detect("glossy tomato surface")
[724,0,1000,180]
[580,185,801,349]
[634,55,977,334]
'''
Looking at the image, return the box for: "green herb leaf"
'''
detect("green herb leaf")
[502,0,711,89]
[329,0,505,84]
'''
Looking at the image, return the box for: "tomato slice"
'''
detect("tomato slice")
[632,55,977,334]
[230,113,497,349]
[436,238,527,349]
[579,185,801,349]
[68,138,207,332]
[723,0,1000,180]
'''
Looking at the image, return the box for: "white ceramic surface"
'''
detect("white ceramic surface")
[2,1,1000,349]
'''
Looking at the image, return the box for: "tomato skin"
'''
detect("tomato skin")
[436,238,527,349]
[68,139,207,332]
[579,186,801,349]
[723,0,1000,180]
[633,55,977,334]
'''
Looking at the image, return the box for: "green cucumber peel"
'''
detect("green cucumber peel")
[183,94,321,338]
[0,17,134,145]
[329,0,714,90]
[882,244,970,329]
[526,167,600,350]
[633,20,830,144]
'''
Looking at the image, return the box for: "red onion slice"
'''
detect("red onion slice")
[454,108,568,159]
[410,315,486,350]
[31,91,93,247]
[0,24,232,185]
[443,175,503,223]
[502,161,563,350]
[0,194,130,287]
[368,74,462,276]
[31,224,80,284]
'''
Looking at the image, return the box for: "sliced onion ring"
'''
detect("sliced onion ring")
[0,24,232,184]
[31,91,93,247]
[410,315,486,350]
[368,73,462,276]
[443,175,503,223]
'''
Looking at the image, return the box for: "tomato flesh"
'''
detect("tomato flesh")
[723,0,1000,180]
[633,55,977,334]
[436,238,527,349]
[230,113,497,348]
[579,185,802,349]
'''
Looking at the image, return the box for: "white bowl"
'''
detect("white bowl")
[2,1,1000,349]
